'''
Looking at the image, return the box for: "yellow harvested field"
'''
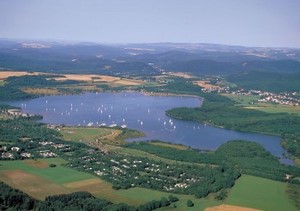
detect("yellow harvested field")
[194,80,219,89]
[22,88,61,95]
[0,170,70,200]
[54,74,144,85]
[63,178,111,194]
[205,204,261,211]
[0,71,39,80]
[0,71,143,86]
[23,160,49,169]
[167,72,193,79]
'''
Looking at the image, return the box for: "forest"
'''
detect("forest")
[227,71,300,92]
[166,93,300,159]
[125,141,300,183]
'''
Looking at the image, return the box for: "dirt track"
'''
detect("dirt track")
[205,204,260,211]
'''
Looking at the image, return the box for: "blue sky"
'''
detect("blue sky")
[0,0,299,47]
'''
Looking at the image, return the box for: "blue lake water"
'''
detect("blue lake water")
[7,92,292,164]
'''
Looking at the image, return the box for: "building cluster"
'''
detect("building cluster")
[6,109,34,118]
[254,91,300,106]
[0,145,33,159]
[201,84,299,106]
[0,138,72,160]
[38,141,71,157]
[70,153,205,193]
[201,85,230,93]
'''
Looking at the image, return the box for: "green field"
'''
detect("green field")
[0,158,94,184]
[245,103,300,114]
[295,159,300,167]
[226,175,297,211]
[60,127,114,142]
[0,158,221,209]
[222,94,260,107]
[111,146,206,167]
[223,93,300,114]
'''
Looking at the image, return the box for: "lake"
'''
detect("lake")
[7,92,292,164]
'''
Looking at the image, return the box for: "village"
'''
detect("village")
[200,83,300,106]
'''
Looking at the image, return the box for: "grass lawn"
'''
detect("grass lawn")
[226,175,297,211]
[60,126,116,142]
[222,94,260,107]
[245,103,300,114]
[295,158,300,168]
[0,80,5,86]
[0,141,12,145]
[0,158,94,184]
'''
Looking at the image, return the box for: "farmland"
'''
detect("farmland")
[226,175,296,211]
[1,158,295,211]
[0,158,221,209]
[0,70,146,100]
[0,158,296,210]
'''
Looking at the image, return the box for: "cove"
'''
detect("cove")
[7,92,292,164]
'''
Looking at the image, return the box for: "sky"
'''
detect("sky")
[0,0,299,48]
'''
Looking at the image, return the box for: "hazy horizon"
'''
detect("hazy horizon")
[0,0,299,48]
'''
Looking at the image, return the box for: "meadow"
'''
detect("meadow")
[226,175,296,211]
[0,158,221,210]
[245,103,300,114]
[60,127,117,142]
[223,93,300,114]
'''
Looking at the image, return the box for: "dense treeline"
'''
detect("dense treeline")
[162,59,300,76]
[166,93,300,159]
[0,47,157,76]
[35,192,134,211]
[167,94,300,135]
[125,141,300,182]
[0,118,62,144]
[227,71,300,92]
[282,134,300,157]
[0,182,35,210]
[126,141,221,165]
